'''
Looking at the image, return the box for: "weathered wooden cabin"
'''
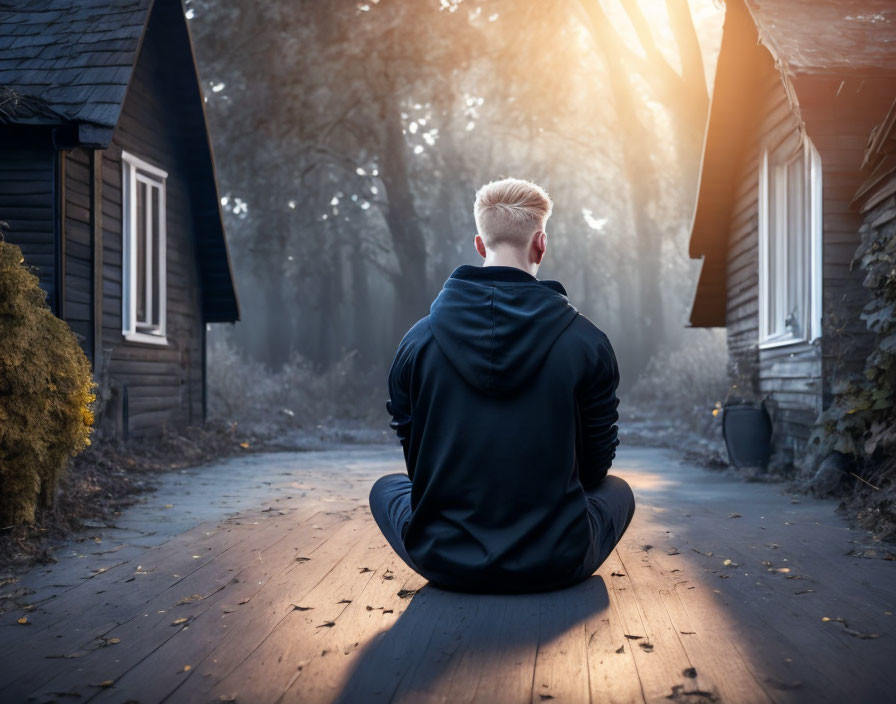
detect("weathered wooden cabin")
[687,0,896,467]
[0,0,239,437]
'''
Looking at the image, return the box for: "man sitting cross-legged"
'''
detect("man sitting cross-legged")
[370,177,635,594]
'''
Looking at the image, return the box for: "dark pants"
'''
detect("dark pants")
[368,473,636,590]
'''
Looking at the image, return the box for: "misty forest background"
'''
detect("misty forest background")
[188,0,729,442]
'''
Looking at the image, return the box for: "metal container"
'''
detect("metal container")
[722,402,773,469]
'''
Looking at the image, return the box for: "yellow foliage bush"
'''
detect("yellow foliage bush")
[0,240,95,526]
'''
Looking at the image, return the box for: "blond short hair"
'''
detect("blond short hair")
[473,178,553,248]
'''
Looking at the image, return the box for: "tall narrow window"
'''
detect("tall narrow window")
[758,133,822,347]
[122,151,167,344]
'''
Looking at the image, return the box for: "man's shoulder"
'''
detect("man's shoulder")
[397,315,435,352]
[566,311,613,347]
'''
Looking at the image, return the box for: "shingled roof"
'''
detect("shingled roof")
[0,0,150,131]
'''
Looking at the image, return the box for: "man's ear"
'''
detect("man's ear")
[531,231,547,265]
[474,234,487,259]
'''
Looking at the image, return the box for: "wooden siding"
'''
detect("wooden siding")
[97,3,205,437]
[0,128,56,308]
[723,56,823,462]
[63,147,94,360]
[793,75,891,408]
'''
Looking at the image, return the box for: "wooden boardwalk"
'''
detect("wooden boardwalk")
[0,446,894,703]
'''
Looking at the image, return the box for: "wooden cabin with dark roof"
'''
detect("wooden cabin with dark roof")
[0,0,239,437]
[687,0,896,467]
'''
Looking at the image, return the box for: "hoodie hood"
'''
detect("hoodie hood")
[429,265,578,396]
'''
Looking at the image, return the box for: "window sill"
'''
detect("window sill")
[758,334,811,350]
[124,330,169,346]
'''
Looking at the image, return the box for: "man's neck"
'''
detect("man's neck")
[482,251,538,277]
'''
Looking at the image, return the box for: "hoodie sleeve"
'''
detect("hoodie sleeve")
[386,334,415,475]
[575,332,621,489]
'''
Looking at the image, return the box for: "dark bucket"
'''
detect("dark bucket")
[722,402,773,469]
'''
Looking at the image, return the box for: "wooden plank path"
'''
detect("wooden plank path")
[0,445,894,703]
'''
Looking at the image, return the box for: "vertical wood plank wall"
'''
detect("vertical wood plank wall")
[724,60,823,462]
[0,133,57,309]
[64,147,94,361]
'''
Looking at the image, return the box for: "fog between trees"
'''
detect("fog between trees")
[188,0,725,394]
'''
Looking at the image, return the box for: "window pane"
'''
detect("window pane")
[786,157,805,338]
[151,186,161,327]
[136,179,146,324]
[768,163,785,337]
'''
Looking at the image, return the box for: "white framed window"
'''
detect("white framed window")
[757,132,823,348]
[122,150,168,345]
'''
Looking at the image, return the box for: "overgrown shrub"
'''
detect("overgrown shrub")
[797,194,895,536]
[0,240,95,526]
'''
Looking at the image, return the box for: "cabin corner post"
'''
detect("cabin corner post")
[91,149,104,375]
[53,148,67,319]
[201,320,208,422]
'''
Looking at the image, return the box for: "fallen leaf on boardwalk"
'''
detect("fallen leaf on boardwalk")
[679,631,696,635]
[623,634,643,640]
[764,677,803,691]
[383,574,394,580]
[292,605,313,611]
[718,574,730,579]
[766,544,780,549]
[183,665,192,672]
[102,637,120,646]
[615,644,625,653]
[344,641,360,655]
[295,557,311,563]
[337,599,352,604]
[794,589,814,594]
[785,574,808,580]
[844,628,880,639]
[397,589,418,599]
[611,571,625,577]
[171,617,189,625]
[682,667,697,678]
[666,548,681,556]
[383,609,394,614]
[238,597,251,605]
[722,559,733,566]
[667,685,717,700]
[240,442,250,448]
[93,680,114,688]
[317,621,336,628]
[358,567,373,573]
[164,504,173,509]
[177,594,203,605]
[17,616,29,625]
[775,567,790,573]
[540,695,554,700]
[728,513,742,518]
[219,695,237,702]
[638,641,654,652]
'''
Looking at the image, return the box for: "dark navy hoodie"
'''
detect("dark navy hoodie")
[386,264,620,593]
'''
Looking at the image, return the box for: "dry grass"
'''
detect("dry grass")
[621,330,729,467]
